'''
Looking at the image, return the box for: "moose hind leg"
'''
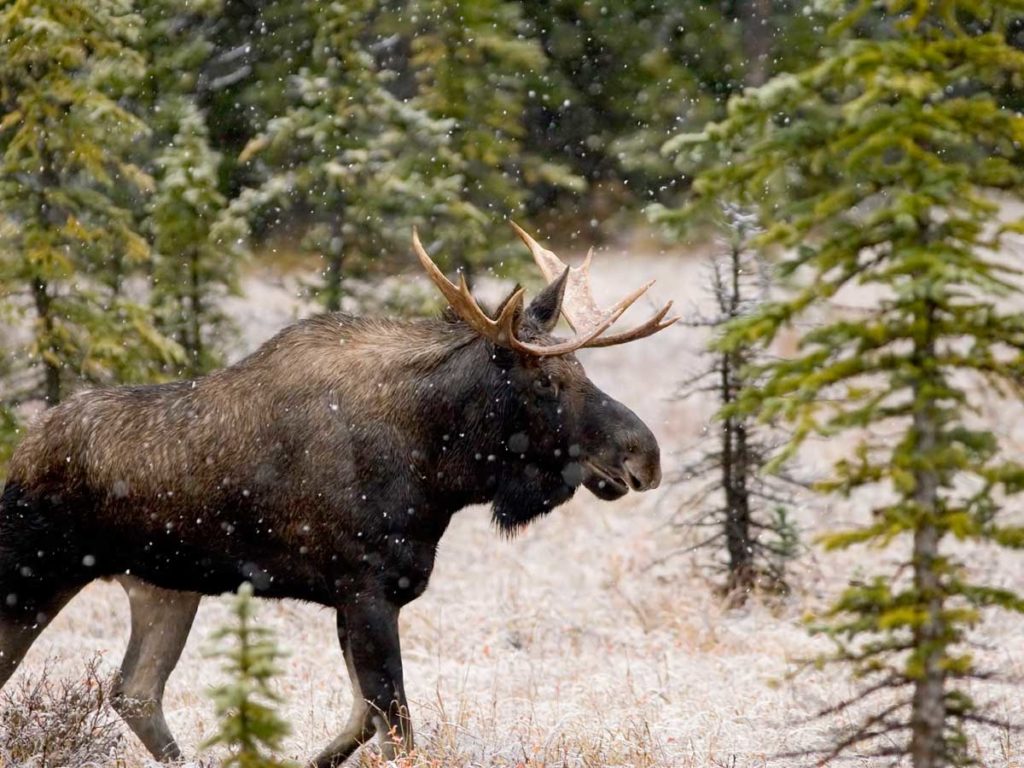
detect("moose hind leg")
[312,637,373,768]
[0,583,83,690]
[112,576,200,761]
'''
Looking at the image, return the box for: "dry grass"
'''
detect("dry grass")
[6,228,1024,767]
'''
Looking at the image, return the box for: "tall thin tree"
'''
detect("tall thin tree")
[139,0,247,377]
[673,208,799,601]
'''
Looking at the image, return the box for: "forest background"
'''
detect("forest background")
[0,0,824,448]
[4,2,1024,768]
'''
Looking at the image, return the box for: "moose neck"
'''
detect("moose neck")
[408,333,511,513]
[405,330,577,533]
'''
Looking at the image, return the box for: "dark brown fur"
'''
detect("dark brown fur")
[0,286,662,765]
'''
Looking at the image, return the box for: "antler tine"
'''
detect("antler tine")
[510,221,676,351]
[509,221,567,284]
[508,280,651,357]
[582,301,680,348]
[511,220,607,334]
[581,246,594,271]
[412,228,524,344]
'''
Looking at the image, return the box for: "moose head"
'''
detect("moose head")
[411,223,678,531]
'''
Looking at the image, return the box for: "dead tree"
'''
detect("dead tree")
[673,207,800,601]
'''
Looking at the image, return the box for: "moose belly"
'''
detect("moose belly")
[86,494,441,607]
[86,516,331,603]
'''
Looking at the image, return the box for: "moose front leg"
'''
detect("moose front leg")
[313,598,411,767]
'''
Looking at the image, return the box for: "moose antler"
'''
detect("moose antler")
[412,229,647,356]
[509,222,678,347]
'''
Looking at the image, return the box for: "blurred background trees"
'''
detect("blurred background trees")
[0,0,823,455]
[2,2,1024,766]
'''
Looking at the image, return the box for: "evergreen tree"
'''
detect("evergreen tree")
[657,1,1024,765]
[397,0,583,276]
[138,0,247,377]
[202,0,317,176]
[205,583,294,768]
[240,0,460,311]
[0,0,181,409]
[137,0,220,132]
[149,104,246,377]
[519,0,821,201]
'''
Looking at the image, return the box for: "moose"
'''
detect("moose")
[0,224,675,766]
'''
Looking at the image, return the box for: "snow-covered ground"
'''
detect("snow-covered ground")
[10,230,1024,767]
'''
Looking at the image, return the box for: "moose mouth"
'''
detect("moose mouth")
[581,460,630,500]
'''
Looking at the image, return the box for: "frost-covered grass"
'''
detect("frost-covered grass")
[8,232,1024,767]
[0,654,124,767]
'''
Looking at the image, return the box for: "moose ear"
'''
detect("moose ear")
[526,267,568,332]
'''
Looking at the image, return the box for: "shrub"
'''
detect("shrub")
[0,654,124,767]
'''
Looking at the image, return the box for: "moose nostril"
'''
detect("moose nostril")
[624,455,661,491]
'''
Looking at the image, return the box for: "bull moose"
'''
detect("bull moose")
[0,224,676,766]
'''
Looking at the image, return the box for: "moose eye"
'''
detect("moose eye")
[533,376,558,397]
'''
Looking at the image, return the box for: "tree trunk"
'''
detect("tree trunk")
[911,520,945,768]
[187,246,204,376]
[322,220,345,312]
[324,250,344,312]
[722,243,754,595]
[910,304,945,768]
[33,148,62,407]
[737,0,773,88]
[31,277,61,406]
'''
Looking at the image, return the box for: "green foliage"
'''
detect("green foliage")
[205,583,295,768]
[658,0,1024,764]
[0,404,18,484]
[139,0,245,377]
[202,0,317,171]
[136,0,221,136]
[149,103,246,376]
[393,0,583,275]
[520,0,823,197]
[240,0,461,310]
[0,0,182,407]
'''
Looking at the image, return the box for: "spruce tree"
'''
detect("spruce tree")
[397,0,582,276]
[657,1,1024,765]
[139,0,246,378]
[149,104,246,377]
[518,0,821,197]
[202,0,316,168]
[0,0,180,408]
[240,0,460,311]
[205,583,294,768]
